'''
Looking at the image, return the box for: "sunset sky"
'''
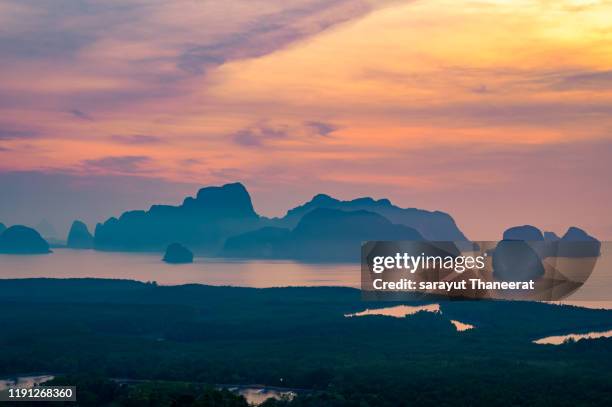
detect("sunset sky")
[1,0,611,239]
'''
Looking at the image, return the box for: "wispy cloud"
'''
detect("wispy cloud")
[0,124,38,140]
[110,134,163,145]
[550,70,612,91]
[231,120,339,147]
[0,0,400,106]
[175,0,401,75]
[232,125,288,147]
[69,109,94,121]
[83,155,152,174]
[306,121,338,136]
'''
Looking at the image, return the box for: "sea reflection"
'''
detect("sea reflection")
[0,248,358,288]
[0,248,610,310]
[345,304,475,331]
[533,329,612,345]
[450,320,474,331]
[344,304,440,317]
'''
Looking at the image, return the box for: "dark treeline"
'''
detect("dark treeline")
[0,279,611,406]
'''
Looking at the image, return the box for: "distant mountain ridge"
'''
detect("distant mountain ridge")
[274,193,467,242]
[92,182,468,257]
[67,220,94,249]
[94,183,259,252]
[2,185,602,263]
[0,225,50,254]
[223,208,424,261]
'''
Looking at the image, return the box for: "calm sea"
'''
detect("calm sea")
[0,248,359,288]
[0,248,610,308]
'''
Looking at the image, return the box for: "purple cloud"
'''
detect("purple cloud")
[83,155,151,173]
[306,121,338,136]
[110,134,163,145]
[175,1,399,75]
[232,125,288,147]
[0,124,38,140]
[551,70,612,91]
[69,109,94,121]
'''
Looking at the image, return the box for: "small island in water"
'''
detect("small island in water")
[67,220,94,249]
[0,225,50,254]
[163,243,194,264]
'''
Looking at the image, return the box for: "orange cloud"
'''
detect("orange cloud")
[1,0,611,238]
